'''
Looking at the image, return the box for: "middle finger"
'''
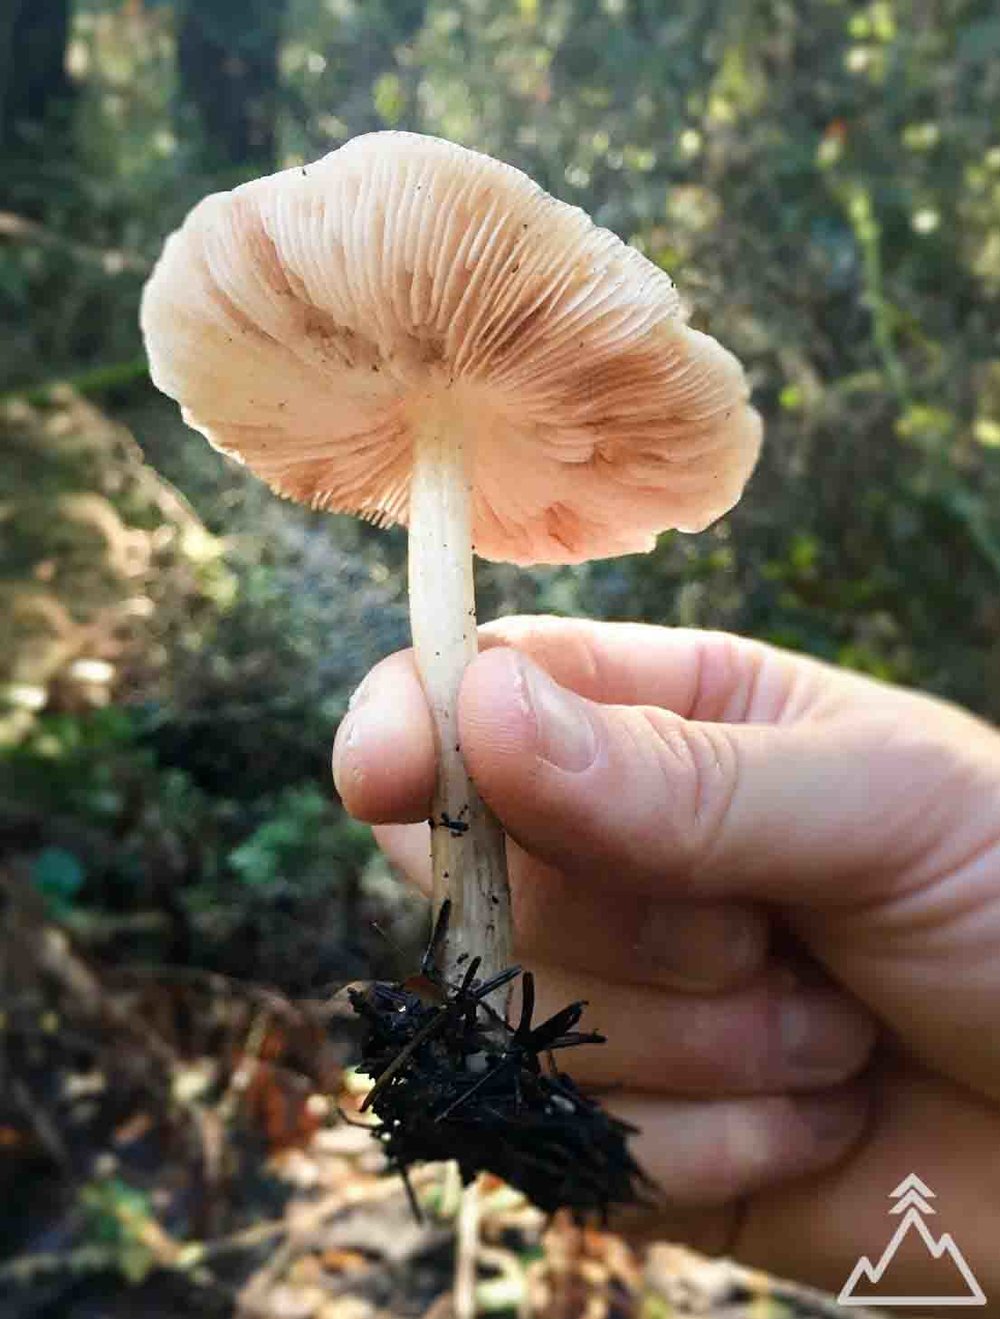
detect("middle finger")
[375,822,768,993]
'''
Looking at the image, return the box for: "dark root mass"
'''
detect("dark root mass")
[348,901,653,1221]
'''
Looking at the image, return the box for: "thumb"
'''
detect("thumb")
[459,647,947,907]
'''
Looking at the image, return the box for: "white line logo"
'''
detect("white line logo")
[838,1173,985,1307]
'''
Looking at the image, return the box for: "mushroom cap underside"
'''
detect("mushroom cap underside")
[141,132,762,564]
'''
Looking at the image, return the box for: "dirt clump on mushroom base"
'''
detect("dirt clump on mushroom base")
[349,902,652,1221]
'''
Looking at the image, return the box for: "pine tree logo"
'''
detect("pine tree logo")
[838,1174,986,1306]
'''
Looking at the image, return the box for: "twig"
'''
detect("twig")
[0,210,150,275]
[112,959,359,1047]
[9,1078,68,1168]
[0,1244,120,1285]
[31,924,178,1071]
[0,1203,237,1313]
[454,1177,481,1319]
[236,1167,442,1316]
[189,1217,291,1262]
[216,1008,271,1124]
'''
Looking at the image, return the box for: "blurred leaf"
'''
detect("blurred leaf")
[31,846,85,916]
[373,72,405,127]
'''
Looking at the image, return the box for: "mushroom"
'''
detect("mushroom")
[140,131,762,993]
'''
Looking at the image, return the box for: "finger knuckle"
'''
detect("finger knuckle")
[635,708,741,876]
[690,631,760,722]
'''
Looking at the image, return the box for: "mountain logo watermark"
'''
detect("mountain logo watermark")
[838,1173,985,1307]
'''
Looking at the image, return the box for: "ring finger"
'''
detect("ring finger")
[522,961,877,1096]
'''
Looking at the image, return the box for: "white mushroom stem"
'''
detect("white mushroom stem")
[407,411,513,990]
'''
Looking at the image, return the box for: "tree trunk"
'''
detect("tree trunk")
[0,0,73,156]
[176,0,287,170]
[333,0,427,137]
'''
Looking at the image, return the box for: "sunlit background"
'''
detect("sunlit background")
[0,1,999,1299]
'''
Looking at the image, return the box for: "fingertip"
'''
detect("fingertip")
[795,1081,873,1151]
[332,651,437,823]
[777,989,878,1089]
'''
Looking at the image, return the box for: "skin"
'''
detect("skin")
[333,616,1000,1306]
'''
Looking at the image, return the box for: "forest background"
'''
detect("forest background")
[1,0,999,1311]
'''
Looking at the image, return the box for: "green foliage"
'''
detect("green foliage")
[229,785,371,892]
[0,696,398,986]
[0,388,228,743]
[31,845,85,917]
[78,1176,158,1285]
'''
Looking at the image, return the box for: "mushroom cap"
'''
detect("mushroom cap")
[141,132,762,565]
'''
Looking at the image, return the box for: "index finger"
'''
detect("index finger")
[477,616,832,722]
[332,618,868,826]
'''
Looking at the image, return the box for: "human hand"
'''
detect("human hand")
[332,617,1000,1304]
